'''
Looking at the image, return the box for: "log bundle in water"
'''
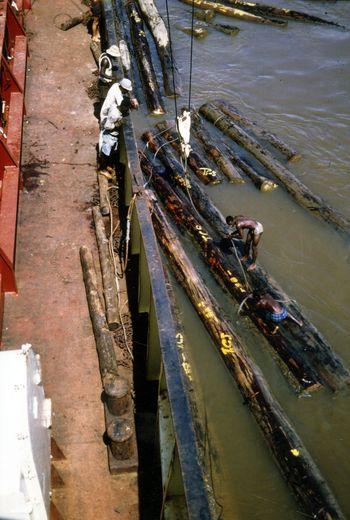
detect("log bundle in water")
[137,0,182,96]
[154,121,222,185]
[147,196,345,520]
[125,0,165,114]
[200,102,350,236]
[191,113,245,183]
[140,153,350,392]
[222,0,343,27]
[215,99,300,162]
[178,0,287,26]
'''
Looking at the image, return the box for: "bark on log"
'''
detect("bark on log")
[60,11,91,31]
[140,133,350,391]
[191,114,245,183]
[224,144,278,192]
[178,0,287,26]
[215,99,300,161]
[80,246,118,378]
[154,121,222,185]
[223,0,343,27]
[148,197,345,520]
[90,40,101,65]
[136,0,182,96]
[125,0,165,115]
[200,102,350,236]
[141,154,340,392]
[92,206,120,330]
[98,170,110,216]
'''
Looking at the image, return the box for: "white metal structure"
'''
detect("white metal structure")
[0,344,51,519]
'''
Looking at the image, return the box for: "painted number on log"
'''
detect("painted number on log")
[195,224,210,242]
[220,332,235,355]
[176,332,193,381]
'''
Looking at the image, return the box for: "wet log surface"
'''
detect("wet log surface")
[224,144,278,192]
[176,24,209,38]
[148,196,345,520]
[200,102,350,236]
[215,99,300,162]
[178,0,287,26]
[154,121,222,185]
[208,21,240,35]
[125,0,165,114]
[140,153,350,392]
[140,130,350,392]
[222,0,343,27]
[191,114,245,183]
[137,0,182,96]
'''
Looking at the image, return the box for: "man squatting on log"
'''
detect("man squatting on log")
[248,292,303,335]
[99,78,138,169]
[226,215,263,271]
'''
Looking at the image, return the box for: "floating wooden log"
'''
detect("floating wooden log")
[215,99,300,161]
[137,0,182,96]
[59,11,91,31]
[125,0,165,115]
[154,121,222,185]
[194,8,216,21]
[200,102,350,236]
[80,246,118,378]
[140,153,346,392]
[92,206,120,331]
[176,24,209,38]
[208,21,240,35]
[191,114,245,183]
[178,0,287,26]
[224,144,278,191]
[223,0,343,28]
[141,132,350,391]
[148,196,345,520]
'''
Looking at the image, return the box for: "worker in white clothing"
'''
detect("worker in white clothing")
[99,78,138,167]
[98,45,121,98]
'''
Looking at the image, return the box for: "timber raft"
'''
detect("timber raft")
[1,0,350,519]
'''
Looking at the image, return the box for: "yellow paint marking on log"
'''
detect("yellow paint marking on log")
[198,167,217,178]
[230,276,238,283]
[176,332,193,380]
[197,301,219,323]
[220,332,235,355]
[176,332,184,349]
[194,224,210,242]
[291,449,300,457]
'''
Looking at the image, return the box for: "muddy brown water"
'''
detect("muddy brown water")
[132,0,350,517]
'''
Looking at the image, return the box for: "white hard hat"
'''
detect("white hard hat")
[106,45,120,57]
[119,78,132,91]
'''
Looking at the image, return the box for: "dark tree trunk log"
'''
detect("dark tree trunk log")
[92,207,120,331]
[178,0,287,26]
[140,153,350,392]
[215,99,300,161]
[223,0,343,27]
[98,170,110,216]
[200,102,350,236]
[148,196,345,520]
[125,0,165,115]
[80,246,118,378]
[137,0,182,96]
[224,145,278,192]
[191,114,245,183]
[154,121,222,185]
[140,132,350,392]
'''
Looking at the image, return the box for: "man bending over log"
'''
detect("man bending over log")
[226,215,263,271]
[249,292,303,334]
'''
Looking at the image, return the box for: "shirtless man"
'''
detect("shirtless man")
[226,215,263,271]
[251,292,302,334]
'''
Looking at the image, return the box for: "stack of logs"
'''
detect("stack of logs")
[80,174,137,473]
